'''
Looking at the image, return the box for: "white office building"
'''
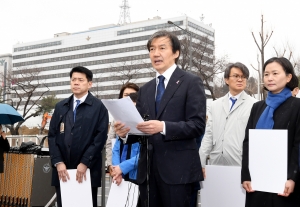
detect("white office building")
[0,53,12,102]
[12,15,215,108]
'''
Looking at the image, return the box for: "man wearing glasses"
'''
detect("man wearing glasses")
[199,62,257,178]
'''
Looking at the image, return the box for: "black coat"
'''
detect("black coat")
[0,136,10,173]
[127,67,206,185]
[242,97,300,206]
[48,92,108,187]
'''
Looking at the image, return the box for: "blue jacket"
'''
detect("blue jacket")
[112,138,139,181]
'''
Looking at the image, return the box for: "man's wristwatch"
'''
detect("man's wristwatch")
[54,162,63,167]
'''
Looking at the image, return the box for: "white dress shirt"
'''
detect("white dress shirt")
[155,64,177,135]
[73,93,88,110]
[228,92,242,111]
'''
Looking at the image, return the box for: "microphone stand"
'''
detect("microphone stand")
[142,114,150,207]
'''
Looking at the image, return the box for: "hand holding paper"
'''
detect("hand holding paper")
[76,163,87,183]
[102,97,146,135]
[242,181,254,193]
[137,120,164,135]
[57,163,70,182]
[278,180,295,197]
[60,169,93,207]
[114,121,130,138]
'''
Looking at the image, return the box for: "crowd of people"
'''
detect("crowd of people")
[1,29,300,207]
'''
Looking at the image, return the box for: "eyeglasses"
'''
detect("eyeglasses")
[229,74,247,80]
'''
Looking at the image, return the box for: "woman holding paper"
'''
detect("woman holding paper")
[106,82,139,174]
[241,57,300,206]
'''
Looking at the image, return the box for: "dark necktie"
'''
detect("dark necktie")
[121,144,128,163]
[73,100,80,122]
[155,75,165,114]
[230,97,237,111]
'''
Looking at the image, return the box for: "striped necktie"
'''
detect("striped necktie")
[73,100,80,122]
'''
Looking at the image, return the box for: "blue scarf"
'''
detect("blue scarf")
[256,87,291,129]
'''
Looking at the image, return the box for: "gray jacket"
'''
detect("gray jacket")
[199,91,257,167]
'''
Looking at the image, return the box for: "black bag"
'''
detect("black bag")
[19,141,41,154]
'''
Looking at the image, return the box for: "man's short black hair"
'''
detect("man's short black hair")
[146,30,181,64]
[70,66,93,81]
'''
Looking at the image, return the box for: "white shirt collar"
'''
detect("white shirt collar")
[155,64,177,87]
[73,93,88,109]
[228,91,243,100]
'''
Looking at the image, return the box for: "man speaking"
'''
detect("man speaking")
[114,30,206,207]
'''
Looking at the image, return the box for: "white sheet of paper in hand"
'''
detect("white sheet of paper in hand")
[106,179,139,207]
[249,129,287,194]
[60,169,93,207]
[201,165,245,207]
[102,97,146,135]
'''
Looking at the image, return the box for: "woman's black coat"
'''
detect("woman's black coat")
[242,97,300,207]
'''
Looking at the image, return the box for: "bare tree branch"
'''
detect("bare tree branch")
[2,67,50,135]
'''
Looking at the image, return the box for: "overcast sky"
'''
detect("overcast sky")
[1,0,299,74]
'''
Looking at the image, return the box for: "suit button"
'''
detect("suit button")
[71,133,73,135]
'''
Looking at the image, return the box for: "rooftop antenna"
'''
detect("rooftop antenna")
[200,14,205,22]
[118,0,131,25]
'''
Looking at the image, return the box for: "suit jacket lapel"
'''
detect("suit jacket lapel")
[222,94,230,116]
[68,100,74,127]
[230,91,246,113]
[146,79,156,120]
[156,67,184,119]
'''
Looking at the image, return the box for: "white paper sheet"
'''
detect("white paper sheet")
[60,169,93,207]
[201,165,246,207]
[106,180,139,207]
[102,97,146,135]
[249,129,287,194]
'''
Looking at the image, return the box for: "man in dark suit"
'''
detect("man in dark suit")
[48,66,108,207]
[114,30,206,207]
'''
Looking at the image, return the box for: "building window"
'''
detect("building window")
[188,21,214,37]
[13,45,146,67]
[14,41,62,52]
[117,21,183,36]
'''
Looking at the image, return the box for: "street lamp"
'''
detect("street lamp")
[167,21,192,70]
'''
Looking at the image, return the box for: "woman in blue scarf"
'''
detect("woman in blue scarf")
[241,57,300,207]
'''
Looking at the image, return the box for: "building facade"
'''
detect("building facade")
[12,15,215,109]
[0,53,12,103]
